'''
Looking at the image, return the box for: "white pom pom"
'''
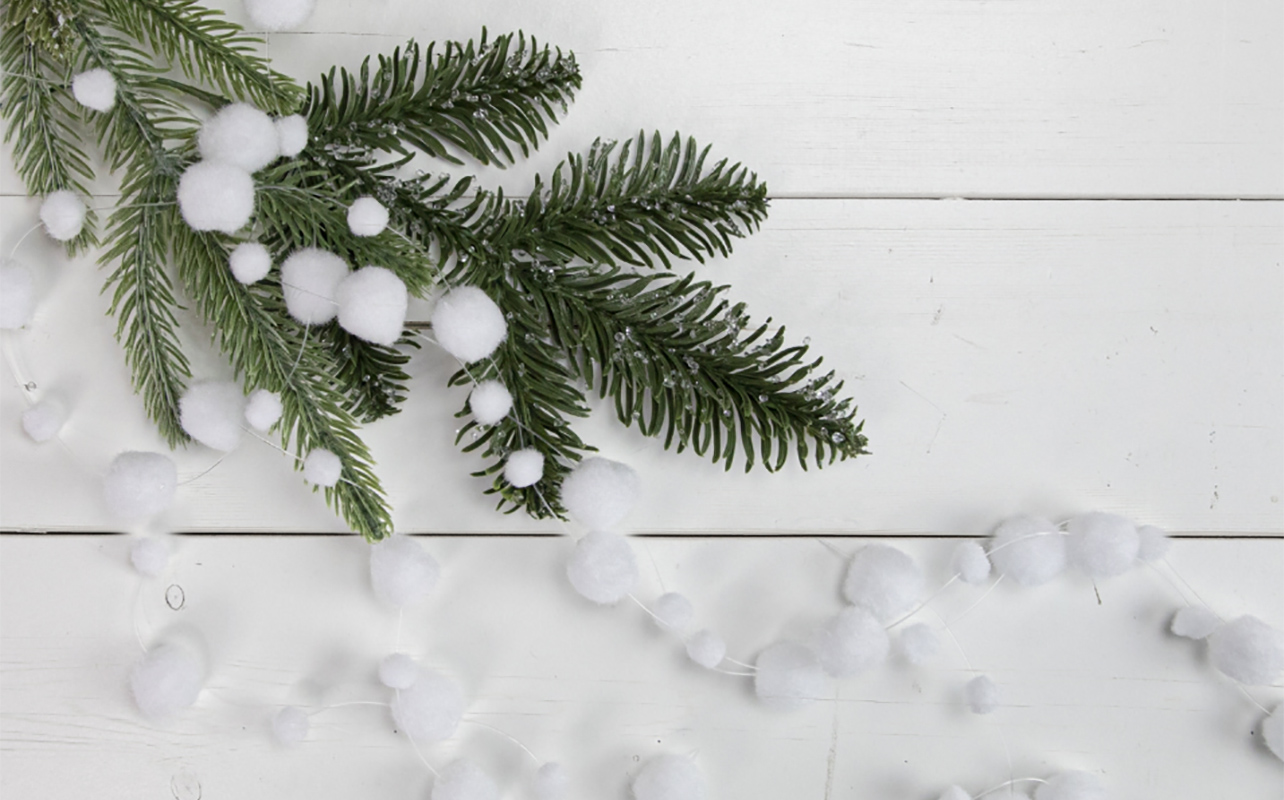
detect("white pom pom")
[503,448,544,488]
[939,786,972,800]
[335,266,407,345]
[0,260,35,329]
[22,400,65,442]
[653,592,695,632]
[1136,524,1171,562]
[130,642,203,718]
[347,196,389,237]
[632,754,705,800]
[432,759,499,800]
[243,388,283,431]
[1066,511,1140,578]
[1263,704,1284,762]
[431,286,507,363]
[302,449,341,486]
[178,161,255,233]
[1034,771,1106,800]
[280,248,349,325]
[71,68,116,112]
[39,190,87,241]
[379,653,419,690]
[229,242,273,284]
[815,605,889,677]
[243,0,316,31]
[390,669,464,741]
[275,114,309,156]
[370,535,440,608]
[685,630,726,669]
[755,641,825,711]
[566,531,638,604]
[533,762,569,800]
[897,623,941,665]
[130,538,169,577]
[561,457,640,531]
[198,102,279,172]
[965,675,999,714]
[988,515,1066,587]
[180,381,246,452]
[468,380,513,425]
[841,543,923,623]
[1170,606,1220,640]
[272,706,310,745]
[104,451,177,520]
[952,541,992,585]
[1208,615,1284,685]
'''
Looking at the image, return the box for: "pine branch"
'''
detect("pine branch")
[324,325,416,424]
[3,0,80,61]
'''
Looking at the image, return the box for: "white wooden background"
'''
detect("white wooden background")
[2,0,1282,798]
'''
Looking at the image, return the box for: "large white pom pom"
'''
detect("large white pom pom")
[347,196,390,237]
[1208,615,1284,685]
[653,592,695,632]
[897,623,941,665]
[275,114,309,156]
[566,531,638,604]
[1170,606,1220,640]
[179,381,246,451]
[334,266,407,345]
[1034,771,1106,800]
[390,669,464,741]
[432,759,499,800]
[431,286,507,363]
[1066,511,1140,578]
[104,451,177,520]
[281,247,349,324]
[685,629,726,669]
[988,515,1066,587]
[938,786,972,800]
[533,762,569,800]
[0,261,35,329]
[1263,704,1284,762]
[198,102,279,172]
[815,605,889,677]
[21,400,65,443]
[952,541,991,585]
[966,675,999,714]
[130,538,169,577]
[755,641,825,711]
[71,68,116,112]
[130,642,203,718]
[632,754,705,800]
[561,457,640,531]
[841,543,923,623]
[177,161,255,233]
[503,448,544,488]
[468,380,513,425]
[229,242,273,285]
[303,449,341,486]
[378,653,419,690]
[1136,524,1171,562]
[39,190,87,241]
[243,388,283,431]
[272,706,310,745]
[243,0,316,31]
[369,535,441,607]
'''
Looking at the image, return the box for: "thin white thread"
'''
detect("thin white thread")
[947,574,1005,626]
[885,574,959,630]
[7,222,44,260]
[461,718,541,764]
[974,777,1048,799]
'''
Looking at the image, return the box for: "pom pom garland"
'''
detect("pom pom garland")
[841,543,923,622]
[275,114,309,156]
[561,457,641,531]
[503,448,545,488]
[71,68,116,111]
[177,161,255,233]
[21,400,65,442]
[966,675,999,714]
[468,380,513,425]
[815,605,889,677]
[244,389,283,431]
[229,242,273,284]
[272,706,310,745]
[379,653,419,690]
[1207,615,1284,685]
[390,669,465,741]
[685,630,727,669]
[39,190,87,241]
[1066,512,1140,578]
[179,381,246,452]
[1264,704,1284,762]
[1170,606,1220,640]
[952,541,992,585]
[198,102,280,172]
[431,286,507,363]
[988,515,1066,586]
[754,641,825,711]
[897,622,941,665]
[347,196,390,237]
[243,0,316,31]
[566,531,639,605]
[533,762,569,800]
[0,261,35,329]
[632,754,706,800]
[130,538,169,577]
[369,535,441,608]
[1034,771,1107,800]
[103,451,177,520]
[130,642,204,718]
[653,592,695,632]
[336,266,408,345]
[432,759,499,800]
[281,248,349,325]
[1136,525,1171,562]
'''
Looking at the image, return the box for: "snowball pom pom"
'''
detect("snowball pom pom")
[0,261,35,329]
[272,706,310,745]
[130,642,203,718]
[1170,606,1220,640]
[243,0,316,31]
[1136,524,1171,562]
[369,535,441,608]
[347,196,390,237]
[952,541,992,585]
[177,161,255,233]
[755,641,825,711]
[104,451,177,520]
[1263,704,1284,762]
[561,457,640,531]
[685,630,726,669]
[841,543,923,622]
[390,669,464,741]
[229,242,273,284]
[632,754,705,800]
[179,381,246,452]
[432,759,499,800]
[71,68,116,111]
[815,605,889,677]
[653,592,695,632]
[533,762,569,800]
[198,102,279,172]
[21,400,65,443]
[335,266,407,345]
[1208,615,1284,685]
[379,653,419,690]
[1034,771,1106,800]
[243,388,283,431]
[275,114,309,156]
[897,623,941,665]
[39,190,87,241]
[281,247,349,324]
[503,448,545,488]
[130,538,169,577]
[939,787,972,800]
[1066,511,1140,578]
[566,531,639,605]
[966,675,999,714]
[988,515,1066,586]
[431,286,507,363]
[469,380,513,425]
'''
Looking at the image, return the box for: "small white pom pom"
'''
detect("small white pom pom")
[390,669,464,741]
[178,161,255,233]
[0,261,35,329]
[198,102,279,172]
[966,675,999,714]
[347,196,390,237]
[469,380,513,425]
[1208,615,1284,685]
[281,247,349,324]
[1066,511,1140,578]
[275,114,309,156]
[685,630,726,669]
[39,190,87,241]
[303,448,341,486]
[952,541,992,585]
[653,592,695,632]
[432,759,499,800]
[370,535,441,608]
[22,400,65,442]
[180,381,246,451]
[243,0,316,31]
[841,543,923,623]
[561,457,640,531]
[632,754,705,800]
[243,388,283,431]
[229,242,273,284]
[1262,704,1284,762]
[533,762,569,800]
[130,642,203,718]
[1136,524,1171,562]
[815,605,889,677]
[1170,606,1220,640]
[71,68,116,112]
[431,286,507,363]
[755,641,825,711]
[335,266,407,345]
[272,706,310,745]
[566,531,638,604]
[379,653,419,690]
[988,515,1066,587]
[503,448,544,488]
[130,538,169,577]
[104,451,177,520]
[1034,771,1106,800]
[939,787,972,800]
[897,623,941,665]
